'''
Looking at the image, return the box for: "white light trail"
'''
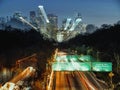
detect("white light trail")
[69,18,82,31]
[56,32,64,42]
[48,70,54,90]
[0,67,36,90]
[0,82,15,90]
[19,17,38,30]
[38,5,50,23]
[80,72,98,90]
[64,18,72,30]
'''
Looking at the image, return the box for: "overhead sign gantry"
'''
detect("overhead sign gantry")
[52,54,112,72]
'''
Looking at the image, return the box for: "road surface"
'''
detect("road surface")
[50,71,108,90]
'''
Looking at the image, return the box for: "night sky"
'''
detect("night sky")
[0,0,120,27]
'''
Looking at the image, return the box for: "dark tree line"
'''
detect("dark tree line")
[0,28,55,68]
[61,24,120,54]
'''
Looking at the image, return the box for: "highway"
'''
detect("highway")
[53,71,85,90]
[48,51,109,90]
[49,71,108,90]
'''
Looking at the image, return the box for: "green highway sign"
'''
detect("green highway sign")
[56,55,79,62]
[92,62,112,72]
[52,62,91,71]
[78,55,96,62]
[56,55,68,62]
[75,62,91,71]
[66,55,79,62]
[52,62,112,72]
[54,54,112,72]
[56,55,96,62]
[52,62,73,71]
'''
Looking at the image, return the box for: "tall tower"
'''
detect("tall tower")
[64,18,72,30]
[0,17,6,24]
[13,12,22,19]
[47,14,58,39]
[76,13,82,19]
[47,14,58,30]
[29,11,36,25]
[38,5,49,23]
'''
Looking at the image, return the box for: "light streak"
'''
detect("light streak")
[38,5,50,23]
[80,72,98,90]
[0,82,15,90]
[64,18,72,30]
[48,70,54,90]
[56,32,64,42]
[19,17,38,30]
[69,18,82,31]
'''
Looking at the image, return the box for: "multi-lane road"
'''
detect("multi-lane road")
[49,71,108,90]
[54,71,89,90]
[48,50,109,90]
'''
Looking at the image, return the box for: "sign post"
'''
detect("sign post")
[109,72,114,89]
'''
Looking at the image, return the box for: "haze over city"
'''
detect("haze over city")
[0,0,120,27]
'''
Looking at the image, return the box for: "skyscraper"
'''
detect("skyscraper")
[30,11,36,24]
[0,17,6,30]
[47,14,58,30]
[13,12,22,19]
[0,17,6,24]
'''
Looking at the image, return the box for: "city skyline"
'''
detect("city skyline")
[0,0,120,27]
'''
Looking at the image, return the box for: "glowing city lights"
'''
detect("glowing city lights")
[38,5,50,23]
